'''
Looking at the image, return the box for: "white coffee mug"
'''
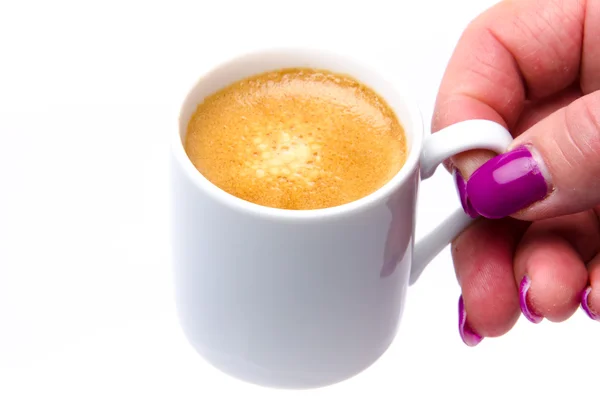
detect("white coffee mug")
[170,48,512,389]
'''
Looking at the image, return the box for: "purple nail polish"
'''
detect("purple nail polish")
[458,296,483,347]
[453,169,479,218]
[519,275,543,324]
[581,287,600,321]
[466,146,549,219]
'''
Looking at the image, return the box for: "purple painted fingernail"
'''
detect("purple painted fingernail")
[581,287,600,321]
[466,146,549,219]
[453,169,479,218]
[519,275,543,324]
[458,295,483,347]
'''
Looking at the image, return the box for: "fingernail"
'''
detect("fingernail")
[580,287,600,321]
[453,169,479,218]
[458,295,483,347]
[519,275,543,324]
[466,146,549,219]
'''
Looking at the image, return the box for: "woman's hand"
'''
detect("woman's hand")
[432,0,600,346]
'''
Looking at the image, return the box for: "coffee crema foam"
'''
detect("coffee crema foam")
[184,68,407,210]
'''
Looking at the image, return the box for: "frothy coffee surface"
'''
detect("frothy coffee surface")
[184,68,407,210]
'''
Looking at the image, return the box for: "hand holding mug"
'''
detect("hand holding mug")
[433,0,600,345]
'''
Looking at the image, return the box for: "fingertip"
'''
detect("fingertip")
[515,232,588,323]
[519,275,543,324]
[458,295,483,347]
[580,287,600,321]
[583,252,600,321]
[453,168,478,218]
[461,281,520,337]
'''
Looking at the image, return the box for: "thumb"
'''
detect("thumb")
[457,91,600,221]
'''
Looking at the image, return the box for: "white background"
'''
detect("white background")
[0,0,597,396]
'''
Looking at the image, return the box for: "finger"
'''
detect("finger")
[433,0,588,177]
[453,218,528,345]
[446,84,581,175]
[581,251,600,321]
[513,212,598,323]
[512,85,582,137]
[461,90,600,220]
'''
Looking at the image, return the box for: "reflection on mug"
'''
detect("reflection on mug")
[381,174,416,278]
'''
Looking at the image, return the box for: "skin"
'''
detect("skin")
[432,0,600,337]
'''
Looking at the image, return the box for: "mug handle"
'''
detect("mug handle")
[409,120,513,285]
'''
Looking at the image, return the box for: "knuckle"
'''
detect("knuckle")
[580,94,600,136]
[548,92,600,193]
[563,93,600,160]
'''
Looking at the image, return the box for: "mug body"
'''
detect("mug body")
[170,48,424,389]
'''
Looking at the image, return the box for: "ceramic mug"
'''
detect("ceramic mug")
[170,48,512,389]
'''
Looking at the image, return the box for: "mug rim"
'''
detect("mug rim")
[172,46,424,222]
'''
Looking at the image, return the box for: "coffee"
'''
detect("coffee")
[184,68,407,210]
